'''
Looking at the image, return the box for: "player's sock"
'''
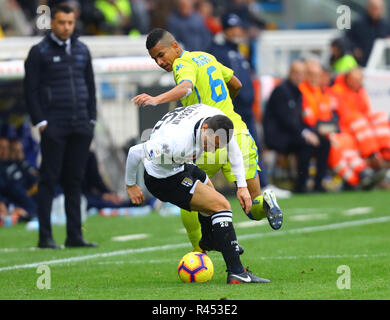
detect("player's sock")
[198,212,214,251]
[247,195,266,221]
[180,209,202,252]
[211,210,244,274]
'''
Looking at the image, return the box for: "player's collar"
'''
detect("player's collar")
[193,117,209,158]
[179,50,187,58]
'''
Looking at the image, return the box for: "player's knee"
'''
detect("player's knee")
[214,195,231,212]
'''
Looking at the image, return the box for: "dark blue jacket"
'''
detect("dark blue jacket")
[346,14,390,66]
[167,12,212,51]
[263,80,307,152]
[208,37,254,116]
[24,33,96,126]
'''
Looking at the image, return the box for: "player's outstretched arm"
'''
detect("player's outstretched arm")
[125,143,146,204]
[131,81,193,107]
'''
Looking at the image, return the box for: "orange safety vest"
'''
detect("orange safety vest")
[330,75,390,159]
[328,132,367,186]
[299,81,333,128]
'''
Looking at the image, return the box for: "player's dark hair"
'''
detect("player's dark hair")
[51,2,75,19]
[146,28,166,50]
[204,115,234,143]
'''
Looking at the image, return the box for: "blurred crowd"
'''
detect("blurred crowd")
[0,0,266,39]
[1,0,390,228]
[263,0,390,193]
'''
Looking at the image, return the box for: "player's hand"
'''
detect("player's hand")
[131,94,159,107]
[39,125,47,133]
[236,187,252,214]
[126,184,146,205]
[302,129,320,147]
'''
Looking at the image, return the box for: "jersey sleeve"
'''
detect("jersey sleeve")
[173,58,197,86]
[125,143,144,186]
[216,60,234,83]
[226,137,247,188]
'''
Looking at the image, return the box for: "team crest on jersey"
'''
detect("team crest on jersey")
[181,177,193,187]
[176,63,184,71]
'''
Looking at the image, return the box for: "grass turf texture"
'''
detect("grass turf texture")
[0,190,389,300]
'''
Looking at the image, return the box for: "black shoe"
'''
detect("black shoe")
[262,189,283,230]
[227,267,270,284]
[199,237,244,255]
[65,237,98,248]
[38,238,63,249]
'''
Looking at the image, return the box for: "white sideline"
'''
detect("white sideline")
[1,216,390,272]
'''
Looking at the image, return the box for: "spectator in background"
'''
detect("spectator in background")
[346,0,390,66]
[24,3,97,249]
[149,0,176,29]
[227,0,266,31]
[226,0,266,69]
[167,0,212,51]
[15,0,39,22]
[264,61,329,193]
[329,38,358,74]
[298,60,332,192]
[208,13,290,198]
[197,0,222,35]
[94,0,133,34]
[9,139,39,195]
[0,0,33,36]
[130,0,151,34]
[82,150,133,209]
[330,68,390,166]
[0,137,36,221]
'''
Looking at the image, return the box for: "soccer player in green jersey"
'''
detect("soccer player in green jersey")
[132,28,283,252]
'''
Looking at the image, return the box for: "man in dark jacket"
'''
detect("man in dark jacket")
[346,0,390,66]
[166,0,212,51]
[24,3,97,249]
[264,61,323,193]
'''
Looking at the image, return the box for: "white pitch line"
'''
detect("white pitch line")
[111,234,149,242]
[238,216,390,241]
[235,220,267,228]
[0,247,38,253]
[289,213,329,222]
[0,243,188,272]
[342,207,373,216]
[1,216,390,272]
[91,252,390,266]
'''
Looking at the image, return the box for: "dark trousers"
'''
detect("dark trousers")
[270,133,330,192]
[37,123,93,241]
[296,135,330,192]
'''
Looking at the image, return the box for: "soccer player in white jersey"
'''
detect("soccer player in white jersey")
[126,104,270,284]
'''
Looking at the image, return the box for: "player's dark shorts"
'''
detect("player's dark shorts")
[144,163,208,211]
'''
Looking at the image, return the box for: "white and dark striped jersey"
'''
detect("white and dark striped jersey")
[126,104,247,187]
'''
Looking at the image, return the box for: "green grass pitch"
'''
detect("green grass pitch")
[0,190,389,300]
